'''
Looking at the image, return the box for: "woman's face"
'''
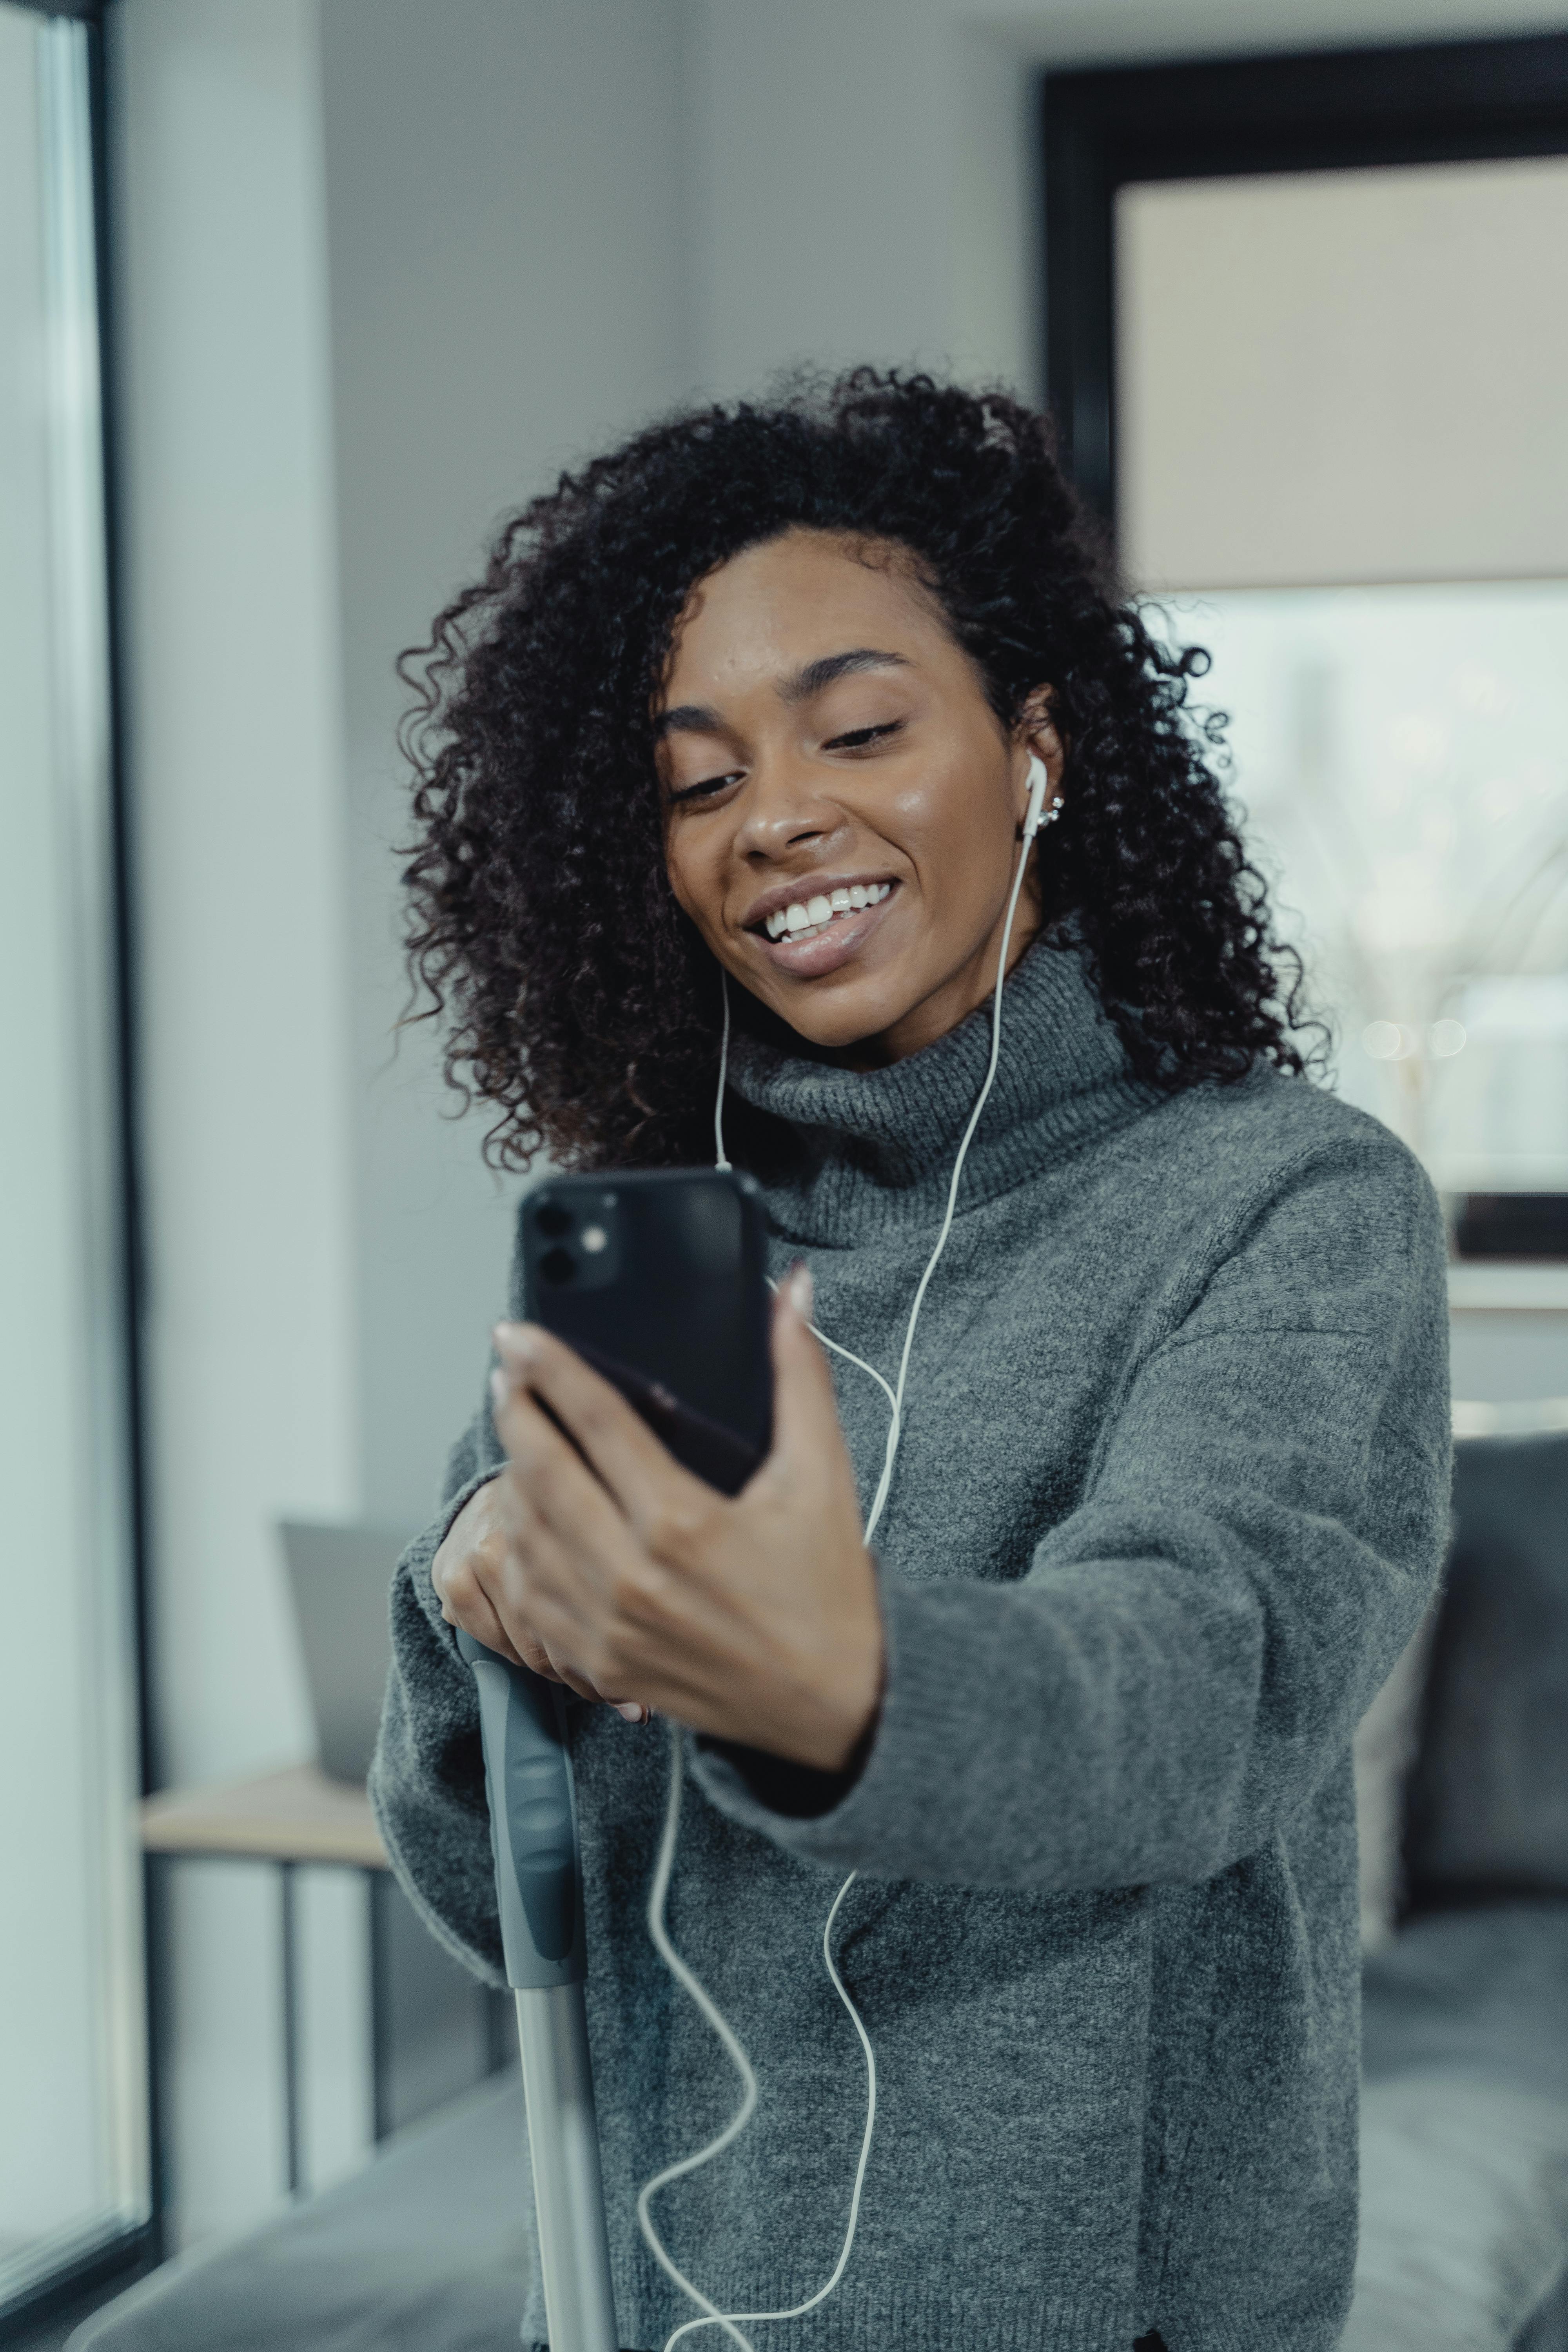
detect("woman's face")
[656,530,1063,1066]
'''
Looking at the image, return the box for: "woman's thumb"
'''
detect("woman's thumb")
[769,1262,838,1458]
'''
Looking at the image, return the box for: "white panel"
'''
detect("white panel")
[113,0,358,1789]
[111,0,360,2249]
[1119,158,1568,588]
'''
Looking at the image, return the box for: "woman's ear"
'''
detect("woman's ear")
[1014,688,1066,822]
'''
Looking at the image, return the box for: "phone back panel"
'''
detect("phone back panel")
[519,1168,772,1488]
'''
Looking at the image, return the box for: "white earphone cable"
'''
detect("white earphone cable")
[638,1724,878,2352]
[713,972,733,1172]
[636,1724,760,2352]
[638,761,1055,2347]
[779,1290,898,1421]
[862,804,1039,1544]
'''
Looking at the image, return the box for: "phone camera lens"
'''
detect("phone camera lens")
[539,1245,576,1286]
[535,1202,572,1239]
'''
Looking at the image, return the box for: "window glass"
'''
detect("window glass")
[1153,584,1568,1193]
[0,1,147,2305]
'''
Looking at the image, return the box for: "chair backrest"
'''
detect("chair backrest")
[1403,1429,1568,1913]
[279,1519,419,1782]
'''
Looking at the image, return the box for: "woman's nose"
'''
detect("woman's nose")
[731,754,844,860]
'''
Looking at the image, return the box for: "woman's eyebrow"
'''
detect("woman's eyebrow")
[652,649,911,741]
[780,648,911,703]
[653,702,724,741]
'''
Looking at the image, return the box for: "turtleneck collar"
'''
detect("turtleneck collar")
[724,940,1158,1245]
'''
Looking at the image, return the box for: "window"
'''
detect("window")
[1043,34,1568,1220]
[0,0,151,2319]
[1154,579,1568,1188]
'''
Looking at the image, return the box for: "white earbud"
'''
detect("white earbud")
[1022,750,1062,842]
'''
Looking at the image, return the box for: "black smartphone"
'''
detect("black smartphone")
[517,1168,772,1496]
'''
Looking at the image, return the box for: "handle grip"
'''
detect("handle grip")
[456,1627,585,1988]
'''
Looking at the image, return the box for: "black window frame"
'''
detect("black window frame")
[1041,29,1568,531]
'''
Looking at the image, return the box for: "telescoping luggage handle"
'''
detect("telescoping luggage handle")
[457,1628,619,2352]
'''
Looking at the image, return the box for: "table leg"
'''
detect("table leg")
[279,1860,301,2196]
[485,1985,511,2075]
[368,1868,392,2143]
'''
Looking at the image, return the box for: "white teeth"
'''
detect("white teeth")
[762,882,893,944]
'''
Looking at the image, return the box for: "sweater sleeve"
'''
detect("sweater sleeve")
[367,1396,509,1984]
[690,1134,1453,1891]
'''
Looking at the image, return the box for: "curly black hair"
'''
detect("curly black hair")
[398,369,1314,1170]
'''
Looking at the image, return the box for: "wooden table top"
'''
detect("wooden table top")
[141,1762,389,1869]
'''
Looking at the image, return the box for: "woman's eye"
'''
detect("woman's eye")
[668,770,744,804]
[824,720,902,753]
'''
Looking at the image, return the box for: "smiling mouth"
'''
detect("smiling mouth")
[755,881,893,944]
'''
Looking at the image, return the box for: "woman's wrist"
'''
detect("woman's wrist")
[739,1569,885,1772]
[813,1617,885,1773]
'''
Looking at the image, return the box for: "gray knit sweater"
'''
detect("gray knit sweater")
[370,941,1452,2352]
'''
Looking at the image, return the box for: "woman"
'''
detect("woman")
[372,372,1450,2352]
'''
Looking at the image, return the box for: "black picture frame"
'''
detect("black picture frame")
[1041,29,1568,527]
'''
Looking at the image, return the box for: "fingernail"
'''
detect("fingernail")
[615,1702,647,1724]
[788,1262,814,1320]
[493,1321,529,1358]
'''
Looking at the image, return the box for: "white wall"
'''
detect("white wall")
[318,0,692,1528]
[115,0,356,1796]
[682,0,1568,401]
[113,0,358,2245]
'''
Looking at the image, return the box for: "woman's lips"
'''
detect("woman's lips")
[750,882,899,978]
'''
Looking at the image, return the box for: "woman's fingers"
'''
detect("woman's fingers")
[491,1370,641,1559]
[430,1477,544,1671]
[492,1488,610,1702]
[493,1322,721,1560]
[433,1534,530,1670]
[466,1275,880,1762]
[438,1491,647,1718]
[762,1264,858,1485]
[480,1441,655,1717]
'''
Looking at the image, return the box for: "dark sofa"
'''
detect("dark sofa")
[1343,1430,1568,2349]
[73,1431,1568,2352]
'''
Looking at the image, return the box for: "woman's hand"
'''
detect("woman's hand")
[431,1469,650,1721]
[485,1267,884,1772]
